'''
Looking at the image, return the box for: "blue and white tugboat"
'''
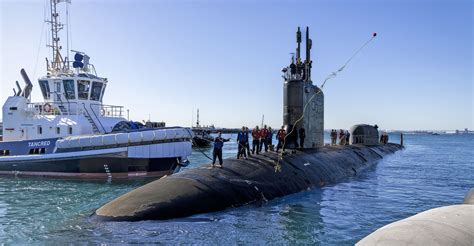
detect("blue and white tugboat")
[0,0,192,179]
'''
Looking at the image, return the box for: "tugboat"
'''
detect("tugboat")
[0,0,192,179]
[191,109,214,147]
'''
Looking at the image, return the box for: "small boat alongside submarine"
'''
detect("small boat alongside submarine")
[191,109,214,147]
[0,0,192,179]
[92,27,404,221]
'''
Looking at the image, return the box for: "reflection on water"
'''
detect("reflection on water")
[0,133,472,244]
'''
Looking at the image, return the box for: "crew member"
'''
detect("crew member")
[299,127,305,148]
[267,127,273,150]
[345,130,350,145]
[244,127,251,156]
[330,129,337,145]
[237,127,247,159]
[260,125,269,152]
[339,129,345,145]
[252,126,261,154]
[212,132,229,168]
[276,126,286,152]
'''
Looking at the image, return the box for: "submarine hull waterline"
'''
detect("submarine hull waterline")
[92,143,403,221]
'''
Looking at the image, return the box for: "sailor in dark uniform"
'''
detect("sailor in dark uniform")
[212,132,230,168]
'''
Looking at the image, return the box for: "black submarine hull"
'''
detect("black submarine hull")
[92,143,403,221]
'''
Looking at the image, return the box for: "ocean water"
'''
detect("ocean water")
[0,133,472,244]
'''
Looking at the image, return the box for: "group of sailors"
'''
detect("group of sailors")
[330,129,350,145]
[236,125,276,159]
[380,132,389,144]
[212,125,309,167]
[212,127,393,167]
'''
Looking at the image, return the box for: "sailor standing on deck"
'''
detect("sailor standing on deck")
[252,126,261,155]
[237,127,247,159]
[339,129,345,145]
[345,130,350,145]
[276,126,286,152]
[266,127,273,149]
[299,128,305,148]
[260,125,270,152]
[212,132,230,168]
[244,127,251,156]
[330,129,337,145]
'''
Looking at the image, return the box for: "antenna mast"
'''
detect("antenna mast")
[196,109,200,127]
[47,0,68,73]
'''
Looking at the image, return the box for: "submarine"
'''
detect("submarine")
[92,27,404,222]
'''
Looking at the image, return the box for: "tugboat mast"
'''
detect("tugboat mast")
[46,0,69,73]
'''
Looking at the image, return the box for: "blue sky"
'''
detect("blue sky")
[1,0,472,130]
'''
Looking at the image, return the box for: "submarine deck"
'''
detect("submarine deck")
[93,143,403,221]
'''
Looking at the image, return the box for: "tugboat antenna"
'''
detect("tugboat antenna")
[46,0,69,73]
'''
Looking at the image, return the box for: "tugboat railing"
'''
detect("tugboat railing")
[27,102,124,118]
[64,61,98,77]
[88,103,107,133]
[27,102,79,116]
[92,103,124,118]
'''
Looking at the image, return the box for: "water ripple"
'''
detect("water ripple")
[0,134,472,244]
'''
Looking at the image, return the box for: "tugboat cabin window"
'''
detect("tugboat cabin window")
[63,80,76,100]
[56,127,61,134]
[77,80,90,100]
[54,81,62,101]
[39,80,51,99]
[37,126,43,135]
[90,82,103,101]
[100,84,107,101]
[68,126,73,134]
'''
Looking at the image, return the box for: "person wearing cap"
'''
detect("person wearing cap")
[237,127,248,159]
[252,126,261,155]
[299,127,305,148]
[260,125,270,152]
[276,126,286,152]
[266,126,273,150]
[244,127,251,157]
[212,132,230,168]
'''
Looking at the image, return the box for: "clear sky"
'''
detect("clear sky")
[1,0,472,130]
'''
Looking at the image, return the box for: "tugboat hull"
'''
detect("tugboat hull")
[0,157,180,179]
[0,147,187,179]
[0,128,193,179]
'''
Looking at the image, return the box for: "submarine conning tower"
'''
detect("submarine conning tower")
[282,27,324,148]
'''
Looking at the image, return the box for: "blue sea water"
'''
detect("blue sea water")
[0,133,472,244]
